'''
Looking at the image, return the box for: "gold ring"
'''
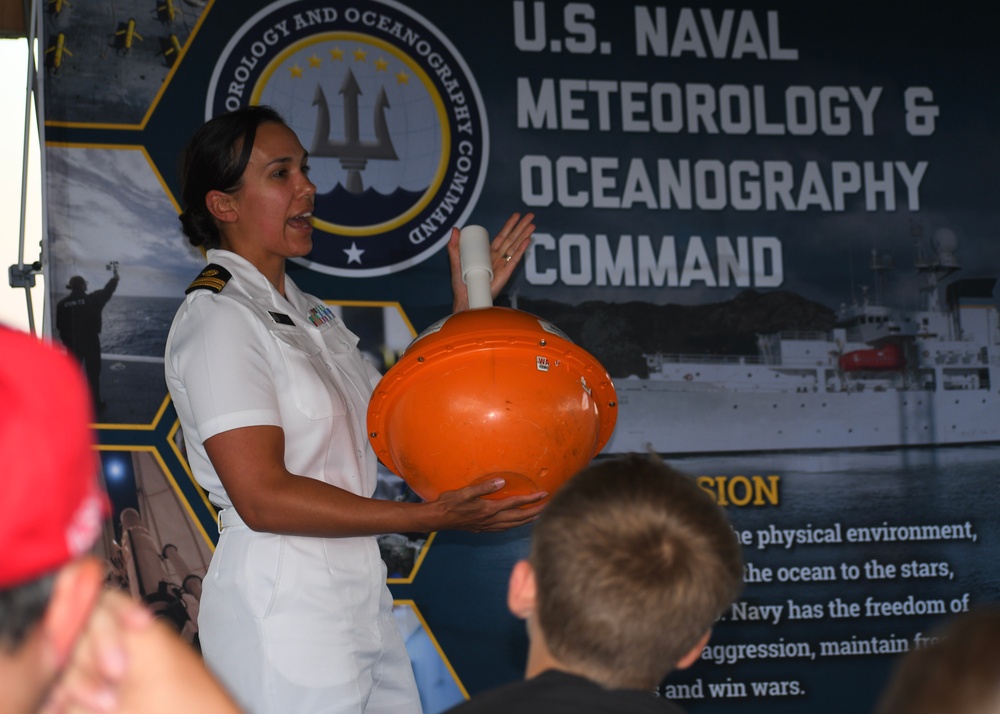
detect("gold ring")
[503,254,512,262]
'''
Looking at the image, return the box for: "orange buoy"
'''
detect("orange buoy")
[367,306,617,503]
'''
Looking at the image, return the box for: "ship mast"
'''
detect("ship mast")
[914,228,960,313]
[869,248,894,306]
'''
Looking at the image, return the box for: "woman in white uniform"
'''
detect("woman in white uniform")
[164,106,545,714]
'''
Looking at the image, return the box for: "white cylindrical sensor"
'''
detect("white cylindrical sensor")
[459,225,494,309]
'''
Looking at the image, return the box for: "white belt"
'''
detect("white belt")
[217,507,246,534]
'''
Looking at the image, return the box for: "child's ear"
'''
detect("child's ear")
[41,557,105,667]
[506,560,537,620]
[676,630,712,670]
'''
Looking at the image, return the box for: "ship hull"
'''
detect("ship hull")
[605,379,1000,455]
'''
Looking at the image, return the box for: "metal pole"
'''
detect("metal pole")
[8,0,42,335]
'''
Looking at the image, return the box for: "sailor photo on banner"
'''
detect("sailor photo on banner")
[39,0,1000,712]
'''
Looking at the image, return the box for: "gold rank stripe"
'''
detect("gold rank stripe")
[189,276,227,291]
[185,264,233,294]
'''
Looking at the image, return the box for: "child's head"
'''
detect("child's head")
[522,453,743,690]
[877,607,1000,714]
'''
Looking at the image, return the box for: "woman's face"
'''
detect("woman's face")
[224,121,316,265]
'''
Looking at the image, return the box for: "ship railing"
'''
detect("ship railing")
[928,351,987,366]
[769,330,830,341]
[644,353,765,367]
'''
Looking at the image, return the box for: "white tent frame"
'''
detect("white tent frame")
[8,0,47,335]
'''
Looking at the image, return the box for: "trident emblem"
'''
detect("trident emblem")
[311,68,399,193]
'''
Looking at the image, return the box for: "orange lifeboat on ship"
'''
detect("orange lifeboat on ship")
[839,343,905,371]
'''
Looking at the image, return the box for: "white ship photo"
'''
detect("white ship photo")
[604,232,1000,455]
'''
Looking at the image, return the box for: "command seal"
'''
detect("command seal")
[206,0,489,277]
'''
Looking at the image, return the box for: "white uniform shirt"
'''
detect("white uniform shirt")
[165,249,420,714]
[166,249,380,506]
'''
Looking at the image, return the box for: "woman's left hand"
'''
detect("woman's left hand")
[449,212,536,312]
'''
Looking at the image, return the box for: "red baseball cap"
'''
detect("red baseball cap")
[0,326,109,589]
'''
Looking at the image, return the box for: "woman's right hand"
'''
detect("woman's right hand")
[429,478,548,532]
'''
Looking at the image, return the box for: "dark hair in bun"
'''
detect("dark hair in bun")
[178,105,286,249]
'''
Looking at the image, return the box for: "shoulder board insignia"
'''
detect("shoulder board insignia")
[185,264,232,294]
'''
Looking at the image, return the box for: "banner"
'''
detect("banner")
[42,1,1000,711]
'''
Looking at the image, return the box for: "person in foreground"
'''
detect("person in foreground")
[444,453,744,714]
[0,325,240,714]
[876,606,1000,714]
[165,104,546,714]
